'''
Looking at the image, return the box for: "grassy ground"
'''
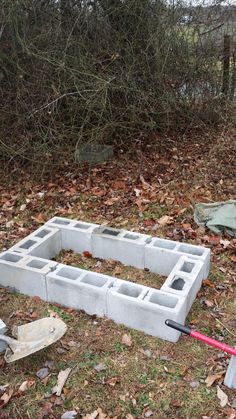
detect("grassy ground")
[0,130,235,418]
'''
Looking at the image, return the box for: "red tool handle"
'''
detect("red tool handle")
[165,319,236,357]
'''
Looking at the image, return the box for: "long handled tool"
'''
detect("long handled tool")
[165,319,236,389]
[0,317,67,362]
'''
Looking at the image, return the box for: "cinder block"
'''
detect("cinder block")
[161,256,205,314]
[46,217,98,253]
[92,226,124,261]
[107,281,186,342]
[46,264,116,317]
[144,238,180,276]
[0,252,57,299]
[92,227,150,268]
[145,238,210,278]
[175,243,210,279]
[0,319,7,353]
[224,355,236,389]
[9,226,61,260]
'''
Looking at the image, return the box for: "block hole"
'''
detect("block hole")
[52,219,70,225]
[178,244,204,256]
[149,292,178,308]
[81,274,107,287]
[27,260,47,269]
[153,239,176,250]
[0,253,22,263]
[35,229,50,238]
[117,283,142,298]
[74,223,90,230]
[19,239,36,249]
[181,262,194,273]
[145,237,152,244]
[57,267,81,280]
[102,229,119,236]
[124,233,139,240]
[171,277,185,291]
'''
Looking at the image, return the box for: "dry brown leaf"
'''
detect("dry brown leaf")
[205,373,224,387]
[126,415,134,419]
[157,215,173,226]
[231,254,236,263]
[52,368,72,396]
[122,333,132,347]
[0,388,14,406]
[217,385,228,407]
[113,180,126,190]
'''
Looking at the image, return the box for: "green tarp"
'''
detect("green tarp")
[194,200,236,237]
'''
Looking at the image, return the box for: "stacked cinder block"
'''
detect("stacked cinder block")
[0,217,211,342]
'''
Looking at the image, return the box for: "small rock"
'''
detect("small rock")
[94,363,106,372]
[144,410,154,418]
[160,355,171,361]
[190,381,200,390]
[45,360,54,370]
[36,367,50,380]
[144,350,152,358]
[61,411,78,419]
[232,398,236,408]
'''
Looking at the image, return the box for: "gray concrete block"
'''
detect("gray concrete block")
[46,264,116,317]
[144,238,180,276]
[46,217,99,253]
[0,319,7,353]
[0,252,57,299]
[92,226,124,261]
[92,227,150,268]
[224,355,236,389]
[161,256,205,314]
[175,243,210,279]
[10,226,61,260]
[107,282,186,342]
[145,238,210,278]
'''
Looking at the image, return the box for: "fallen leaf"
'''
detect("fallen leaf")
[20,203,26,211]
[19,381,28,392]
[32,213,45,223]
[113,180,126,190]
[122,333,132,347]
[52,368,72,396]
[126,415,134,419]
[217,385,228,407]
[231,254,236,263]
[94,363,106,372]
[106,377,119,387]
[157,215,173,226]
[0,388,14,407]
[83,251,92,258]
[205,373,224,387]
[220,239,231,249]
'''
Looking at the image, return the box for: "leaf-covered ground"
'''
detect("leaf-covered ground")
[0,131,235,418]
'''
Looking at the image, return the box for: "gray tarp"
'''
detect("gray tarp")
[194,200,236,237]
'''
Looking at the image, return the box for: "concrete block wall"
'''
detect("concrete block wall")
[92,226,151,268]
[0,251,57,299]
[0,319,7,353]
[46,217,99,254]
[0,217,211,342]
[46,263,115,317]
[10,226,61,260]
[161,256,205,314]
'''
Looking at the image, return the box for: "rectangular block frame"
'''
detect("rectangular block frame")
[0,217,211,342]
